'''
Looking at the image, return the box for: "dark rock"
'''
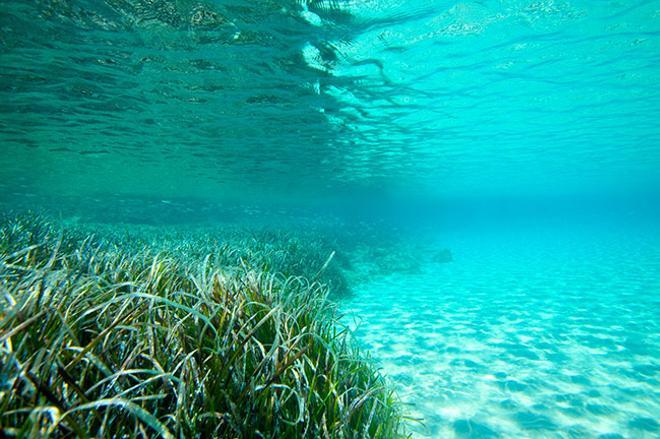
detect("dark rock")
[434,248,453,263]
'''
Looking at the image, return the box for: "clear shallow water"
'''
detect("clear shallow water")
[2,1,660,201]
[343,224,660,437]
[2,1,660,437]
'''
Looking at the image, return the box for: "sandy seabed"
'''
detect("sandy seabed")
[342,227,660,438]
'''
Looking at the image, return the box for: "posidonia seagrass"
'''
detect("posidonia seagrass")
[0,213,407,438]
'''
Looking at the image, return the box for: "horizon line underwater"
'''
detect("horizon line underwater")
[1,1,659,438]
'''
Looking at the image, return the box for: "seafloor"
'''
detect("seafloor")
[342,223,660,438]
[1,213,658,438]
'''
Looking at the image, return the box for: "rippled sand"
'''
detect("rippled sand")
[342,226,660,438]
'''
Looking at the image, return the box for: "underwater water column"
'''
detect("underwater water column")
[1,0,660,438]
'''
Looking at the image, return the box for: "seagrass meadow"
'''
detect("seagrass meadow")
[0,213,407,437]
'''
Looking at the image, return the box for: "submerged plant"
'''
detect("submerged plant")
[0,213,406,438]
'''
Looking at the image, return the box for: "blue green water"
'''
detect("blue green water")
[344,222,660,437]
[1,1,659,437]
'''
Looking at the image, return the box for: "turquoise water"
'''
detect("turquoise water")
[344,223,660,437]
[2,0,660,437]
